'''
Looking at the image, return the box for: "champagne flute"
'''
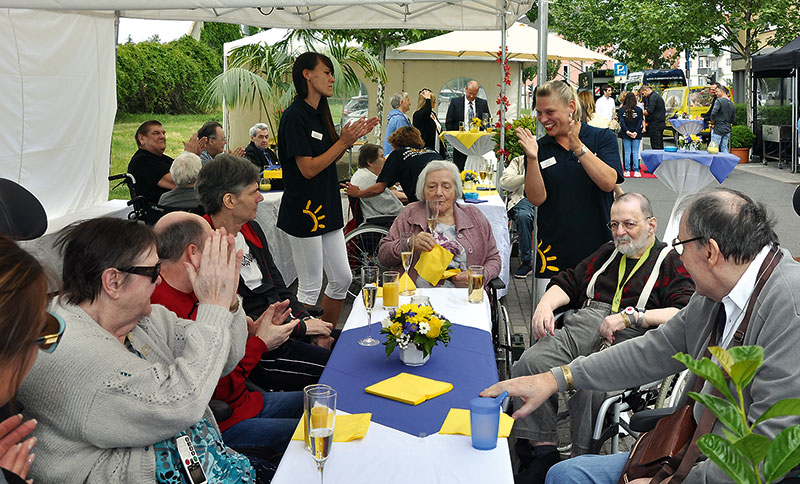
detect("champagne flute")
[400,232,415,296]
[479,161,488,186]
[426,200,440,234]
[357,266,380,346]
[306,386,336,484]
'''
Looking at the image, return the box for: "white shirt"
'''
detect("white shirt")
[595,95,616,124]
[719,245,773,348]
[235,232,263,290]
[464,96,477,126]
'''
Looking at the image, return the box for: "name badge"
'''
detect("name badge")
[540,157,557,169]
[311,130,323,140]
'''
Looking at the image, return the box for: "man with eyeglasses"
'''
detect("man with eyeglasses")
[505,193,695,483]
[485,188,800,484]
[198,121,245,165]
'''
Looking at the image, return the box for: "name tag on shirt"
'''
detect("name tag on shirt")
[311,130,323,140]
[540,157,557,169]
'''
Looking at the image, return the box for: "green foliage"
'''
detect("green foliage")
[735,103,747,126]
[523,62,560,82]
[675,346,800,484]
[199,22,242,56]
[758,105,793,126]
[494,115,537,164]
[117,37,221,114]
[730,125,756,149]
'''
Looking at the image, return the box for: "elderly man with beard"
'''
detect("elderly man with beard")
[510,192,695,484]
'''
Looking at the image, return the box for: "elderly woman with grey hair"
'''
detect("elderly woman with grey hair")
[378,160,501,287]
[158,151,203,209]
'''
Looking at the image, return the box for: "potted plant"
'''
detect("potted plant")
[729,125,756,164]
[493,115,537,165]
[380,303,453,366]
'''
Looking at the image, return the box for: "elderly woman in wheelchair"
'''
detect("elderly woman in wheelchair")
[378,160,501,288]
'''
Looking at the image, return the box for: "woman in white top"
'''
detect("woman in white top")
[349,143,405,219]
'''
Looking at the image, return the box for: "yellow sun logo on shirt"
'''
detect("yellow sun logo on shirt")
[303,200,326,232]
[537,240,559,273]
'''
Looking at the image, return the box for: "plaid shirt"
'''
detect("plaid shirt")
[549,239,695,311]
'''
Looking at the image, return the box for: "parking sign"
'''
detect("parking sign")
[614,63,628,76]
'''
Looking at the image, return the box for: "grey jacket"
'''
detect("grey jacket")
[18,303,247,484]
[554,248,800,483]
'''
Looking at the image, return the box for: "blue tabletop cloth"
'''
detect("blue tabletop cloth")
[640,149,739,183]
[319,323,498,437]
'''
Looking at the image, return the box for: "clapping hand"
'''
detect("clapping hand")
[186,228,243,308]
[183,132,206,156]
[253,300,297,350]
[341,117,380,145]
[230,146,246,158]
[516,127,538,160]
[0,414,36,482]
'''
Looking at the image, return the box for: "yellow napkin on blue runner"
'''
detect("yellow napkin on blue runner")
[291,413,372,442]
[439,408,515,437]
[365,372,453,405]
[414,245,454,286]
[398,272,416,292]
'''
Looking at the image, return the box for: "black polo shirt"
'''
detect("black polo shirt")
[531,123,623,278]
[377,147,442,203]
[127,148,173,205]
[277,97,344,237]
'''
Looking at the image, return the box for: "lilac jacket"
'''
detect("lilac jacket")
[379,201,501,284]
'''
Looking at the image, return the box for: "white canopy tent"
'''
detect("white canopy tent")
[1,1,533,225]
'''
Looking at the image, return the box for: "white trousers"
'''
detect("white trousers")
[288,229,352,304]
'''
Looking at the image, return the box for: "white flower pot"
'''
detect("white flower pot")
[399,345,430,366]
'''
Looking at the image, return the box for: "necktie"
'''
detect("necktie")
[468,101,475,123]
[715,304,727,341]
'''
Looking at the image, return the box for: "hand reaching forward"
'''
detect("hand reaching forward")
[480,372,559,420]
[0,414,36,481]
[186,228,243,308]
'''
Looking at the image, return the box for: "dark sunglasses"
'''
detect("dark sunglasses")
[116,262,161,283]
[35,311,65,353]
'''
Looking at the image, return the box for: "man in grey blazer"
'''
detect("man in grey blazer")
[445,80,491,171]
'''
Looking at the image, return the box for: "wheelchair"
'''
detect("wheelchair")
[343,194,395,301]
[109,173,203,225]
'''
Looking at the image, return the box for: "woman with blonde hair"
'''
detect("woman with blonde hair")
[577,90,610,128]
[412,88,446,157]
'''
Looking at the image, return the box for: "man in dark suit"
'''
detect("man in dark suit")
[445,80,491,171]
[641,84,666,150]
[244,122,280,170]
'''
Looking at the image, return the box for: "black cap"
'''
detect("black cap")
[0,178,47,240]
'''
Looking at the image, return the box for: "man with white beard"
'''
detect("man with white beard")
[509,192,695,484]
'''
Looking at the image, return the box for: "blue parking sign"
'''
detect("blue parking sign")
[614,63,628,76]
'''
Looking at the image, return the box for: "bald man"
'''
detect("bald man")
[445,80,490,171]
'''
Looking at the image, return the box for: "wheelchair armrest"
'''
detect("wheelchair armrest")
[209,399,232,422]
[363,215,395,227]
[629,406,679,433]
[488,277,505,290]
[302,304,324,317]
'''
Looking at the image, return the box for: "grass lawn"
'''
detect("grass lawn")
[110,113,221,200]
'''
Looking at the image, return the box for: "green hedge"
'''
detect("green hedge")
[734,103,793,127]
[117,36,221,114]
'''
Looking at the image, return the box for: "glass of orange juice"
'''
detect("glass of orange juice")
[383,271,400,309]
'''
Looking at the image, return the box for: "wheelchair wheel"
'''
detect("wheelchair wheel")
[344,224,389,301]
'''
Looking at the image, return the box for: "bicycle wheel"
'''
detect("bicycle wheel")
[344,224,389,301]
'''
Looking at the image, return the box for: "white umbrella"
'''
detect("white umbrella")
[394,22,615,63]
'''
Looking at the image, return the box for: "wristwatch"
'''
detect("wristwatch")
[573,144,588,158]
[623,306,639,328]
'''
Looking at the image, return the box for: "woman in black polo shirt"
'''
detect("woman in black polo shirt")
[277,52,378,324]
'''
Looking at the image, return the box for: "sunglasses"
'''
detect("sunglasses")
[116,262,161,283]
[35,311,65,353]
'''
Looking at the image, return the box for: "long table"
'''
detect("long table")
[271,288,513,484]
[458,194,510,298]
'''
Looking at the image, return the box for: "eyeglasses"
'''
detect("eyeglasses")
[116,262,161,283]
[35,311,65,353]
[607,218,651,231]
[672,236,704,255]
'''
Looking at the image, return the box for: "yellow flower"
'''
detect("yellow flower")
[389,322,403,338]
[416,306,433,319]
[427,317,442,338]
[472,117,482,127]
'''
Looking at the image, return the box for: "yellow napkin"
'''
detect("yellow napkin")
[463,187,499,197]
[262,169,283,179]
[442,268,461,279]
[291,413,372,442]
[439,408,515,438]
[398,272,416,292]
[415,245,454,286]
[365,372,453,405]
[441,131,491,149]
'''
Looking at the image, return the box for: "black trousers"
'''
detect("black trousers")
[453,150,467,172]
[648,124,665,150]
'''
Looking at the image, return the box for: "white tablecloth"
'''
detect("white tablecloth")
[458,194,510,298]
[271,288,513,484]
[444,131,498,172]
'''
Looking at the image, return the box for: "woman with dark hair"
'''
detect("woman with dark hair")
[412,88,446,157]
[0,236,60,484]
[617,91,644,177]
[277,52,378,324]
[349,143,404,218]
[17,218,268,483]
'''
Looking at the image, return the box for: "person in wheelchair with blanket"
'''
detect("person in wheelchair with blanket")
[508,192,695,483]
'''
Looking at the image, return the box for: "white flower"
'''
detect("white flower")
[397,333,411,349]
[381,317,392,329]
[418,321,430,335]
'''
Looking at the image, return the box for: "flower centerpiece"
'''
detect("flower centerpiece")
[678,133,701,151]
[470,117,482,132]
[381,303,453,366]
[461,170,479,190]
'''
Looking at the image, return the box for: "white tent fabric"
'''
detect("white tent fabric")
[395,22,616,62]
[0,9,117,220]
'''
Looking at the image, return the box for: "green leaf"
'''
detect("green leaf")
[689,392,747,438]
[729,359,761,389]
[674,353,735,402]
[384,339,396,359]
[709,346,735,375]
[732,433,771,463]
[697,434,758,484]
[764,426,800,483]
[729,346,764,364]
[755,399,800,426]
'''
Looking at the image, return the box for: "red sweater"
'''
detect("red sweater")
[151,280,266,431]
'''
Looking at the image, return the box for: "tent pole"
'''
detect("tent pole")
[793,68,798,173]
[498,11,507,182]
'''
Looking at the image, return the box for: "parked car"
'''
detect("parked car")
[662,85,733,142]
[340,94,368,128]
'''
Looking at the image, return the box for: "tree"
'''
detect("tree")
[199,22,243,56]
